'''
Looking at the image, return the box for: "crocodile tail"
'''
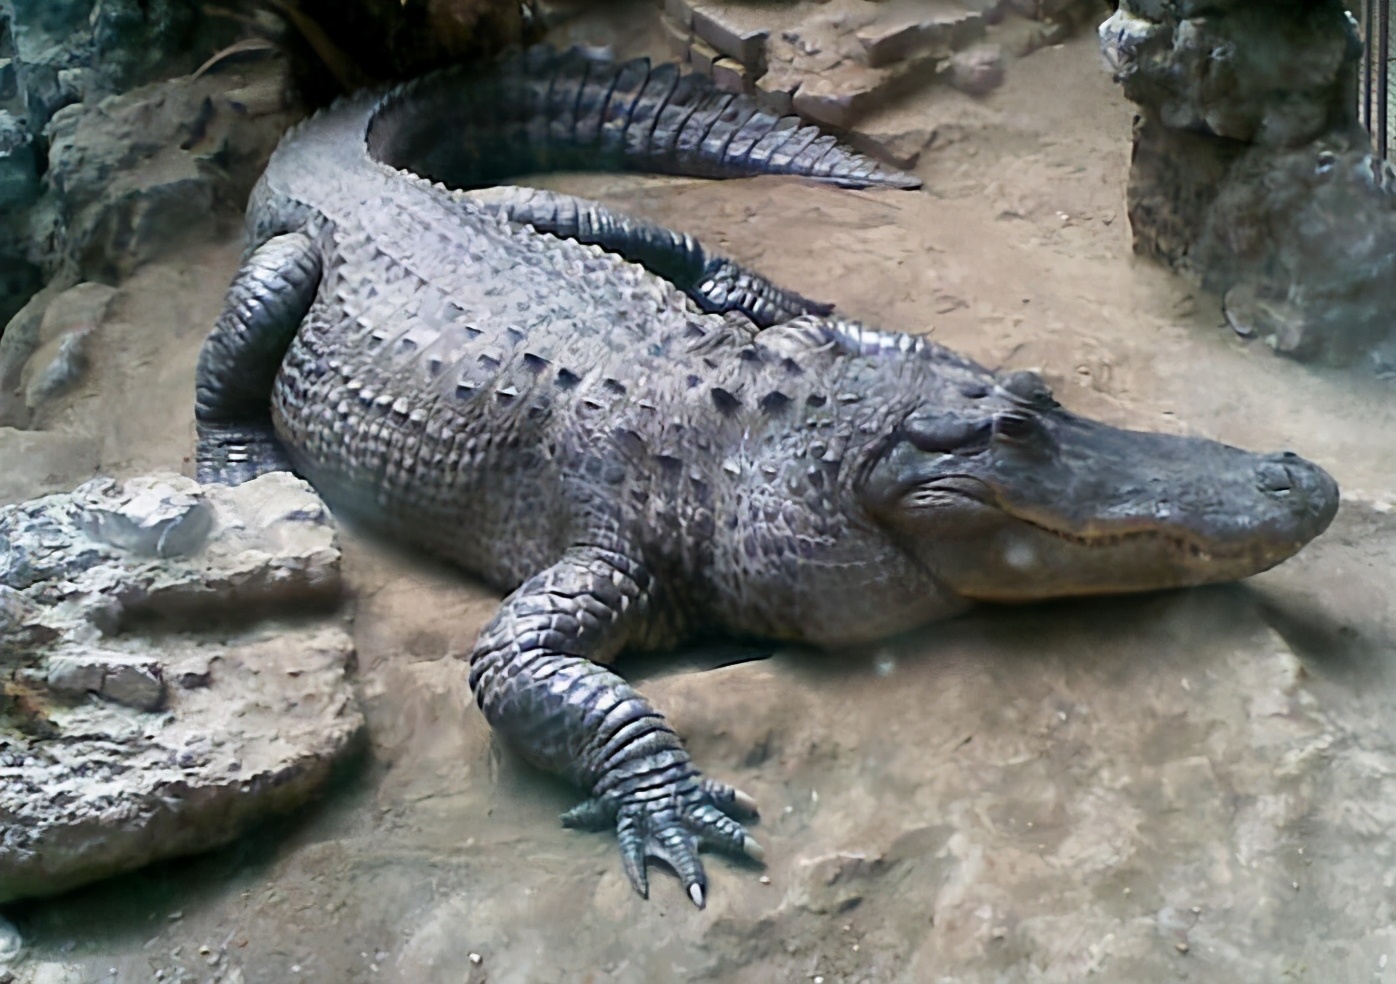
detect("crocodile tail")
[365,45,921,191]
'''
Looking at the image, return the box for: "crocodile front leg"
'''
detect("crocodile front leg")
[466,546,763,906]
[194,231,321,485]
[467,185,833,328]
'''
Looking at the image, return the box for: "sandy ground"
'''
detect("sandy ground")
[6,18,1396,984]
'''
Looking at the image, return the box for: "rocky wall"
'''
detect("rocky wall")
[0,0,250,328]
[1101,0,1396,371]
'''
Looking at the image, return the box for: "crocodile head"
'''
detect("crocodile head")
[861,370,1339,602]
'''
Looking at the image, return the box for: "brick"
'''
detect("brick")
[689,2,782,75]
[711,57,751,94]
[689,37,721,76]
[856,3,989,68]
[755,72,798,115]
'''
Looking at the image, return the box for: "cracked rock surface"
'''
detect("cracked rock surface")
[0,472,362,904]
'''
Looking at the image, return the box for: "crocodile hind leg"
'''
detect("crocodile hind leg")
[194,231,322,485]
[467,186,832,328]
[467,546,764,907]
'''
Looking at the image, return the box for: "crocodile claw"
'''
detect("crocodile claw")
[562,777,763,907]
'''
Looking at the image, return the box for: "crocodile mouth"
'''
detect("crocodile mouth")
[1006,513,1263,564]
[919,476,1286,565]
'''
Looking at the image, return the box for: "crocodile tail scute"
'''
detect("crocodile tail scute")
[366,45,921,191]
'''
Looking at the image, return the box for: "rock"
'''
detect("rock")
[0,914,20,966]
[5,0,240,134]
[0,255,42,346]
[1105,2,1356,148]
[1102,1,1396,366]
[46,653,165,711]
[688,1,782,73]
[710,56,752,94]
[855,1,990,68]
[39,60,301,281]
[0,109,42,333]
[688,36,722,75]
[844,100,941,169]
[0,471,361,902]
[0,427,100,506]
[74,473,212,558]
[1,280,111,427]
[949,42,1005,96]
[0,110,38,210]
[19,281,115,415]
[1,281,116,427]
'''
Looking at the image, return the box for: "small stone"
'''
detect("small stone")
[759,875,771,885]
[100,659,166,711]
[1176,941,1190,954]
[469,952,483,965]
[950,44,1005,97]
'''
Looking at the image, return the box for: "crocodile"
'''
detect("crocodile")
[194,46,1341,908]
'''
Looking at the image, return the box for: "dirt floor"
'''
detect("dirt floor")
[6,13,1396,984]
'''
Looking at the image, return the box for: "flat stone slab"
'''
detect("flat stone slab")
[0,472,362,903]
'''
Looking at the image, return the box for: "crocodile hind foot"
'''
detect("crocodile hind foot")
[467,546,765,906]
[194,231,321,485]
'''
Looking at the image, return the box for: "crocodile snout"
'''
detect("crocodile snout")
[1257,452,1340,532]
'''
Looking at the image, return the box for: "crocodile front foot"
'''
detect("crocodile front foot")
[562,775,763,906]
[467,546,766,906]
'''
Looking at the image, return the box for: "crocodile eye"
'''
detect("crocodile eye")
[902,415,992,453]
[997,370,1056,409]
[993,410,1044,443]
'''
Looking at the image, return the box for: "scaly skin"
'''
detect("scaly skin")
[195,47,1340,907]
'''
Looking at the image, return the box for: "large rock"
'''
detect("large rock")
[0,472,362,903]
[3,0,241,134]
[37,59,302,281]
[1101,1,1396,368]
